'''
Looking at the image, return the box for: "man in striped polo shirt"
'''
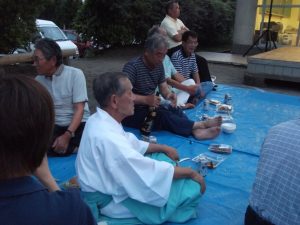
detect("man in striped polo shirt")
[122,34,221,140]
[161,0,214,84]
[171,30,214,103]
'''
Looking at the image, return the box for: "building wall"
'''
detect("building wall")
[232,0,258,54]
[232,0,300,53]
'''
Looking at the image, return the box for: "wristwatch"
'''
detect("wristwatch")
[66,129,75,138]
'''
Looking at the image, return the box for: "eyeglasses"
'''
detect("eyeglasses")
[32,56,46,63]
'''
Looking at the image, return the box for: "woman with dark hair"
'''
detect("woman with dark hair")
[0,74,96,225]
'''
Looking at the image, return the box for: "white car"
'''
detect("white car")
[11,19,79,61]
[35,19,79,60]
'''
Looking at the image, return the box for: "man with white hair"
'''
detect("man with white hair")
[122,34,221,140]
[76,72,206,224]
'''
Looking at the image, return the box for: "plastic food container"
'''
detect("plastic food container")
[209,99,221,105]
[221,123,237,133]
[216,104,233,113]
[209,144,232,154]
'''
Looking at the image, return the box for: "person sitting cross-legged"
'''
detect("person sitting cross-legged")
[76,72,206,224]
[171,30,214,104]
[148,25,199,109]
[161,0,214,84]
[122,34,221,140]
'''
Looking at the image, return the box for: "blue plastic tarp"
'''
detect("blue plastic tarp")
[48,84,300,225]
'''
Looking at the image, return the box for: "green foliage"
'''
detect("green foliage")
[74,0,131,46]
[180,0,236,46]
[75,0,236,47]
[0,0,235,53]
[0,0,45,53]
[38,0,82,29]
[128,0,164,44]
[75,0,165,46]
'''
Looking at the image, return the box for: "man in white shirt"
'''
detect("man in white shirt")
[160,0,188,56]
[161,0,215,84]
[34,38,90,156]
[76,72,206,224]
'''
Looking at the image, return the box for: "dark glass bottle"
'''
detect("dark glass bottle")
[140,92,159,137]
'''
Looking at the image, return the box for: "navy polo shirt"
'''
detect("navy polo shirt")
[0,176,96,225]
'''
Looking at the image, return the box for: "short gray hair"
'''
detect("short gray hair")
[144,34,168,53]
[93,72,128,108]
[35,38,62,67]
[147,25,160,37]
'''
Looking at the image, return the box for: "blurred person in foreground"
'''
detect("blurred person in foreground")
[245,119,300,225]
[34,38,90,156]
[0,74,96,225]
[76,72,206,224]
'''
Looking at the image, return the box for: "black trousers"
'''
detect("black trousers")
[48,122,86,156]
[244,205,274,225]
[122,105,194,137]
[168,45,212,82]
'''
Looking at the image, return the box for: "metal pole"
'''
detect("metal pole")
[265,0,274,52]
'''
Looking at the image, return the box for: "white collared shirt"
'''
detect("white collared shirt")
[76,108,174,218]
[161,15,187,49]
[35,65,90,126]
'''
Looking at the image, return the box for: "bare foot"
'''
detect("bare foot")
[180,103,195,109]
[204,116,222,128]
[192,126,221,140]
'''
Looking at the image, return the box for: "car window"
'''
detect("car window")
[38,27,67,41]
[65,32,77,41]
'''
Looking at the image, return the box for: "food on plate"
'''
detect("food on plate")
[209,99,221,105]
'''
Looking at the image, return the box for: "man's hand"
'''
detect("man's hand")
[166,92,177,107]
[161,145,179,161]
[186,85,198,95]
[178,26,188,35]
[172,73,186,83]
[52,133,71,154]
[147,95,161,107]
[191,170,206,194]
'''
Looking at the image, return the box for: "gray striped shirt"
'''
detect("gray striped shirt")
[123,56,166,96]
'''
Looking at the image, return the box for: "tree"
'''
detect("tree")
[75,0,164,47]
[0,0,45,53]
[74,0,236,48]
[180,0,236,46]
[38,0,82,29]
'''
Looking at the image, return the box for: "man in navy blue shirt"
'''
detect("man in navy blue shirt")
[0,74,96,225]
[122,34,221,140]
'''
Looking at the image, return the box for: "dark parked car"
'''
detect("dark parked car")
[63,30,91,57]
